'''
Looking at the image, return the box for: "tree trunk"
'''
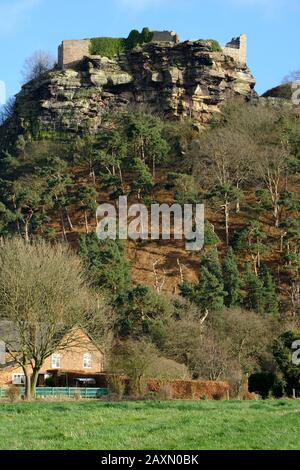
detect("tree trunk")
[66,210,74,231]
[12,196,21,236]
[274,202,280,228]
[118,164,125,193]
[30,368,40,398]
[24,220,30,243]
[252,255,258,276]
[257,250,261,269]
[24,210,33,242]
[280,233,286,253]
[23,367,31,401]
[224,200,230,246]
[84,210,89,234]
[236,182,240,214]
[91,170,96,186]
[60,212,67,241]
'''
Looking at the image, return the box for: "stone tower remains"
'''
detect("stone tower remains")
[222,34,247,65]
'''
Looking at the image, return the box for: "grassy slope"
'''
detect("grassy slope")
[0,400,299,450]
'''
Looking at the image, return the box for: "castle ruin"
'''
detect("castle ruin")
[223,34,247,66]
[58,33,247,70]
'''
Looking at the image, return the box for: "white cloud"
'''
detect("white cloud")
[0,0,40,35]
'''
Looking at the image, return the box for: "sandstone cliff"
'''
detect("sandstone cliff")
[5,39,256,139]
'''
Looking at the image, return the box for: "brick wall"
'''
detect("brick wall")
[58,39,91,69]
[0,329,104,386]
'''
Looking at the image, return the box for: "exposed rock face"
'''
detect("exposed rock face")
[8,40,256,137]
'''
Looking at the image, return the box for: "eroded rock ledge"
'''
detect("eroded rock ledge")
[9,40,257,137]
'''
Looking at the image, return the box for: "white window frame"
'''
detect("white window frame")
[12,374,25,385]
[51,353,61,369]
[83,352,92,369]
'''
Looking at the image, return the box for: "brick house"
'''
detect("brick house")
[0,325,106,387]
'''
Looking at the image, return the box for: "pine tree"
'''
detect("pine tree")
[74,185,98,234]
[223,247,242,307]
[79,232,132,295]
[261,265,280,316]
[204,222,221,248]
[196,267,225,311]
[200,248,223,281]
[243,264,265,314]
[180,249,225,311]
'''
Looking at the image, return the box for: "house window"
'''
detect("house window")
[83,353,92,369]
[51,353,61,369]
[12,374,25,385]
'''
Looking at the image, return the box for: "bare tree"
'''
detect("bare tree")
[255,146,288,228]
[0,97,15,125]
[152,259,166,293]
[0,238,113,399]
[282,70,300,84]
[21,50,55,83]
[193,128,254,245]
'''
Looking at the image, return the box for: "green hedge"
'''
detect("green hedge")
[89,37,126,58]
[89,28,154,58]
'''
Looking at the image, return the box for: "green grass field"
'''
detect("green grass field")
[0,400,299,450]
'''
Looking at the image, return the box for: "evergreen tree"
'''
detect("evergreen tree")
[180,249,225,311]
[120,109,170,180]
[204,222,221,248]
[74,185,98,234]
[234,221,268,275]
[115,284,173,337]
[79,232,131,295]
[129,158,153,200]
[223,247,242,307]
[243,264,265,314]
[261,265,280,316]
[196,267,225,312]
[200,248,223,281]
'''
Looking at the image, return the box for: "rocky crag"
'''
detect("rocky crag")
[3,39,256,141]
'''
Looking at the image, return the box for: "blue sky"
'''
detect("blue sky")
[0,0,299,100]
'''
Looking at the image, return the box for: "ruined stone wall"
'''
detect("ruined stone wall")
[58,39,91,69]
[152,31,180,44]
[57,34,247,70]
[223,34,247,65]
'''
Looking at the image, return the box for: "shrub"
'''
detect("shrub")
[7,386,21,403]
[249,372,277,399]
[209,40,222,52]
[89,28,154,58]
[110,339,159,397]
[146,357,190,381]
[148,379,230,400]
[89,38,126,58]
[107,376,126,399]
